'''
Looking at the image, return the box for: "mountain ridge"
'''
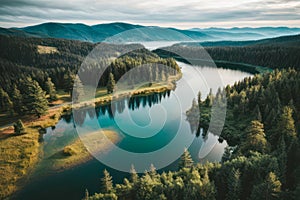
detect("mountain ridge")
[1,22,300,43]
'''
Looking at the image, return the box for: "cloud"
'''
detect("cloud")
[0,0,299,28]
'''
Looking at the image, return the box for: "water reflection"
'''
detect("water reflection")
[63,90,171,126]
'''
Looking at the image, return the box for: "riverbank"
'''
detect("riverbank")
[0,106,64,199]
[32,129,121,176]
[0,72,181,199]
[154,50,272,74]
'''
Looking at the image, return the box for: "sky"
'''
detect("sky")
[0,0,300,28]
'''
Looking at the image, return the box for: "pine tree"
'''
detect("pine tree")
[250,172,281,200]
[107,73,116,94]
[73,77,85,103]
[241,120,269,155]
[12,85,22,114]
[101,169,114,193]
[226,168,241,200]
[45,77,57,101]
[22,77,48,118]
[130,165,139,184]
[179,148,194,170]
[0,87,13,113]
[149,164,158,180]
[63,71,75,95]
[205,88,213,107]
[13,119,25,135]
[83,189,89,200]
[277,136,287,187]
[276,106,297,146]
[254,105,262,122]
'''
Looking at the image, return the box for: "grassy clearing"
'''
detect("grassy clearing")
[0,106,64,199]
[33,129,121,175]
[37,45,58,54]
[0,128,39,199]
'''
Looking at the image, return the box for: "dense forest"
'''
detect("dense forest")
[86,69,300,200]
[154,34,300,71]
[1,32,300,200]
[0,35,179,117]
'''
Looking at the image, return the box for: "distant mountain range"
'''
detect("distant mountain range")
[1,22,300,43]
[177,33,300,47]
[189,27,300,40]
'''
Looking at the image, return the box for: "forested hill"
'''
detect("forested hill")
[87,69,300,200]
[154,34,300,70]
[0,35,180,117]
[182,34,300,47]
[0,22,211,42]
[2,22,300,43]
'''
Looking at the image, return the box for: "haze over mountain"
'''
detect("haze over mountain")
[1,22,300,43]
[190,27,300,40]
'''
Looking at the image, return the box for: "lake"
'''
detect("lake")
[16,60,252,200]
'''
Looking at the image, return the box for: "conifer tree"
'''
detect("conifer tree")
[45,77,57,101]
[130,165,139,184]
[13,119,25,135]
[83,189,89,200]
[101,169,114,193]
[179,148,194,170]
[250,172,281,200]
[226,168,241,200]
[0,87,13,113]
[277,136,287,187]
[73,77,85,103]
[22,77,48,118]
[277,106,297,144]
[107,73,116,94]
[241,120,269,155]
[12,85,22,114]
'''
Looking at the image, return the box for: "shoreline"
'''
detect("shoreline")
[0,73,181,199]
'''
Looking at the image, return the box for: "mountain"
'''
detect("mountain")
[189,27,300,41]
[179,34,300,47]
[1,22,300,43]
[0,22,212,43]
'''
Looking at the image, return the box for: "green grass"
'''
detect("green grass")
[0,128,40,199]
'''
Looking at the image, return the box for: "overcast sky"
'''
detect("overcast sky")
[0,0,300,28]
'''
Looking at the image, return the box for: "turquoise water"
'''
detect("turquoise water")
[16,62,251,200]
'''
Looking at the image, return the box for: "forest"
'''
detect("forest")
[1,32,300,200]
[86,69,300,200]
[0,35,180,118]
[154,34,300,71]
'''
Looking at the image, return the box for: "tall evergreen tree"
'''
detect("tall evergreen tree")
[277,136,287,187]
[205,88,213,107]
[12,85,22,114]
[226,168,241,200]
[130,165,139,184]
[277,106,297,144]
[101,169,114,193]
[22,77,48,118]
[179,148,194,170]
[45,77,57,101]
[250,172,281,200]
[107,73,116,94]
[0,87,13,113]
[83,189,89,200]
[73,77,85,103]
[240,120,269,155]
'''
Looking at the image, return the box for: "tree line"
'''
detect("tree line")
[0,35,180,118]
[86,69,300,200]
